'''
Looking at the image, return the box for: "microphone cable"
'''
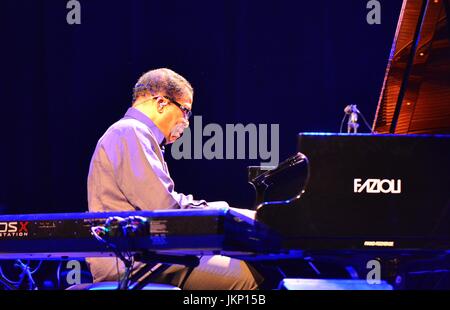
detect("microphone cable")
[340,105,373,133]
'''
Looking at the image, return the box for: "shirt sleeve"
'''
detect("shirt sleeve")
[101,124,208,210]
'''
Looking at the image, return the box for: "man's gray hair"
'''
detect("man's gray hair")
[132,68,193,103]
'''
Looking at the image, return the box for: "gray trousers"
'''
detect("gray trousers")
[86,255,263,290]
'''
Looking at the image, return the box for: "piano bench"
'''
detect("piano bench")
[278,278,393,290]
[66,282,180,290]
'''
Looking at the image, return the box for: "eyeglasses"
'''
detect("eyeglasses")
[162,96,192,119]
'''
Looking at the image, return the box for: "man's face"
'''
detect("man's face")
[162,92,192,144]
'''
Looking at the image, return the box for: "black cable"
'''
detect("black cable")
[15,260,37,290]
[0,265,20,290]
[91,226,134,290]
[0,275,17,290]
[0,265,20,285]
[358,111,373,133]
[339,113,348,133]
[29,260,43,274]
[116,257,121,289]
[119,257,134,290]
[56,261,62,289]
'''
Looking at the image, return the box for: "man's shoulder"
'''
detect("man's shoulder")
[105,118,150,137]
[98,118,156,146]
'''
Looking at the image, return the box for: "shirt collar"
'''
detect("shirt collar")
[124,107,165,145]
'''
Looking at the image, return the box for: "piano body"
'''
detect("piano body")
[256,133,450,253]
[256,0,450,252]
[253,0,450,288]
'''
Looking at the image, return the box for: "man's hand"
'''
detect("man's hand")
[206,201,230,210]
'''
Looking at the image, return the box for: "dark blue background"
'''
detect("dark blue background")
[0,0,403,214]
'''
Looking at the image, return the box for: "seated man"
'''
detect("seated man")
[86,68,262,289]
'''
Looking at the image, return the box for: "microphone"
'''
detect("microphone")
[344,105,360,133]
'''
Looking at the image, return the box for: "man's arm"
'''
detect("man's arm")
[102,124,209,210]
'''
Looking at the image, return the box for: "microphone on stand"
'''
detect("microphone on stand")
[344,104,360,134]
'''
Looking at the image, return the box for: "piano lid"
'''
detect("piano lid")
[373,0,450,134]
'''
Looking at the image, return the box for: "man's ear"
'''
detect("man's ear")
[156,97,168,113]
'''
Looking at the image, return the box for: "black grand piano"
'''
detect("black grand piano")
[251,0,450,289]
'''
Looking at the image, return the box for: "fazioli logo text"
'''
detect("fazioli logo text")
[354,178,402,194]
